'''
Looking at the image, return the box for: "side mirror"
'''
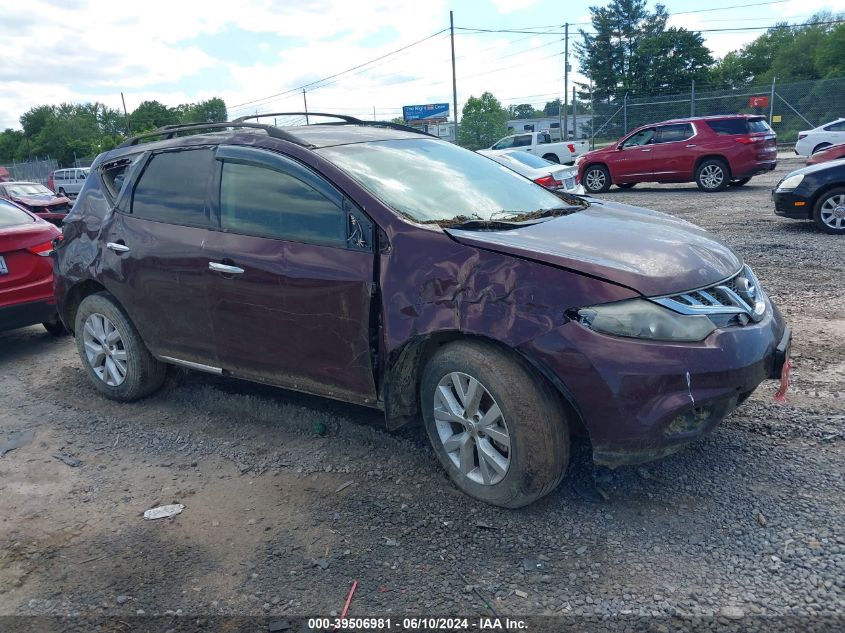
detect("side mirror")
[616,144,624,151]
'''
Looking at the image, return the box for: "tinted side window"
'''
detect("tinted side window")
[513,135,533,147]
[220,162,345,246]
[706,119,748,135]
[132,149,214,226]
[622,128,655,147]
[748,119,771,133]
[824,121,845,132]
[656,124,694,143]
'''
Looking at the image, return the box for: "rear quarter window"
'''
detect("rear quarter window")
[705,119,749,135]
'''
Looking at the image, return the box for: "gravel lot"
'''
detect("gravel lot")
[1,158,842,632]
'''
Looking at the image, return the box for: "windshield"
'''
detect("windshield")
[317,139,575,225]
[0,199,33,228]
[7,184,52,196]
[504,151,556,169]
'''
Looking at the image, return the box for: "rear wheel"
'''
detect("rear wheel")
[730,177,751,187]
[583,164,611,194]
[812,187,845,234]
[616,183,636,189]
[74,293,166,401]
[421,340,570,508]
[695,159,729,192]
[542,153,560,164]
[812,143,832,155]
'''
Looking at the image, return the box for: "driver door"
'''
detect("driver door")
[612,127,656,181]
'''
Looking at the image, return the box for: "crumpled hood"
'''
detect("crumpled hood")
[14,194,68,206]
[445,199,742,297]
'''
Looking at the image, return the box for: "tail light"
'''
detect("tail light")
[735,136,759,145]
[28,237,60,257]
[567,143,575,153]
[534,175,561,188]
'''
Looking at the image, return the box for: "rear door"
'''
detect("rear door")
[204,145,377,404]
[99,147,218,365]
[611,127,656,181]
[650,123,697,181]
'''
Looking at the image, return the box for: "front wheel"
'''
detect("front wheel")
[421,340,570,508]
[695,159,729,192]
[583,164,611,193]
[74,293,166,401]
[812,187,845,234]
[730,178,751,187]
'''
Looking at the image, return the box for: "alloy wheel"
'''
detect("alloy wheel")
[819,194,845,230]
[83,313,128,386]
[433,372,511,485]
[700,164,724,189]
[585,169,606,191]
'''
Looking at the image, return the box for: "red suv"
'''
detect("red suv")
[579,115,777,193]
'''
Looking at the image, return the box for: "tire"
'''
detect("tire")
[812,143,832,155]
[42,317,67,336]
[583,164,611,194]
[58,187,66,196]
[730,177,751,187]
[695,158,730,192]
[812,187,845,234]
[542,153,560,164]
[420,340,570,508]
[616,183,636,189]
[74,292,166,401]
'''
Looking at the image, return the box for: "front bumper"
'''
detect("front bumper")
[521,301,789,468]
[773,189,811,219]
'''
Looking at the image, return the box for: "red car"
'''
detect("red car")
[0,181,72,226]
[579,115,778,193]
[807,142,845,166]
[0,198,65,334]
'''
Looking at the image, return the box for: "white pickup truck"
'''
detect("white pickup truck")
[488,131,589,165]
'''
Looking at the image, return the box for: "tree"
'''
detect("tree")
[543,99,561,117]
[576,0,711,100]
[458,92,508,150]
[130,100,179,132]
[508,104,541,119]
[176,98,228,123]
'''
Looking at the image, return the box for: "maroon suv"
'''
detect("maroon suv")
[579,115,778,193]
[54,114,790,507]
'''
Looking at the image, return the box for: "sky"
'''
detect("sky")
[0,0,839,130]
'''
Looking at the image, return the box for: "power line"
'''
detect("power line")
[229,28,448,111]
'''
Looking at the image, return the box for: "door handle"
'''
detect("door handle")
[640,149,651,152]
[686,144,697,148]
[106,242,130,253]
[209,262,244,274]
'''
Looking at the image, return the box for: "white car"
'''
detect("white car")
[794,118,845,156]
[478,149,584,194]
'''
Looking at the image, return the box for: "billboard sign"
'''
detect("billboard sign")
[403,103,450,122]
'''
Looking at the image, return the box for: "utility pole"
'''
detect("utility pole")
[120,92,131,134]
[563,22,569,141]
[373,106,376,121]
[589,81,595,150]
[450,10,459,143]
[769,76,776,124]
[303,89,310,125]
[572,86,577,140]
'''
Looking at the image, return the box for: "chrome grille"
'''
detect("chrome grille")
[653,265,767,322]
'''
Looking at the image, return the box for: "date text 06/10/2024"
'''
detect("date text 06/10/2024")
[306,617,529,630]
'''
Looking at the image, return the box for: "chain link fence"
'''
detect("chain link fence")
[0,157,59,186]
[583,76,845,148]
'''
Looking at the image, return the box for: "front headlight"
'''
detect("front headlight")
[777,173,804,191]
[576,299,717,342]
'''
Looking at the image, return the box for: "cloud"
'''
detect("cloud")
[489,0,539,14]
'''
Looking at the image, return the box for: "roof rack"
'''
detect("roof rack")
[234,112,437,138]
[117,121,312,148]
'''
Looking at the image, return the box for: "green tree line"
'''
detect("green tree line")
[0,98,227,166]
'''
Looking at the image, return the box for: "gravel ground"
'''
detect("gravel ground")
[1,158,843,633]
